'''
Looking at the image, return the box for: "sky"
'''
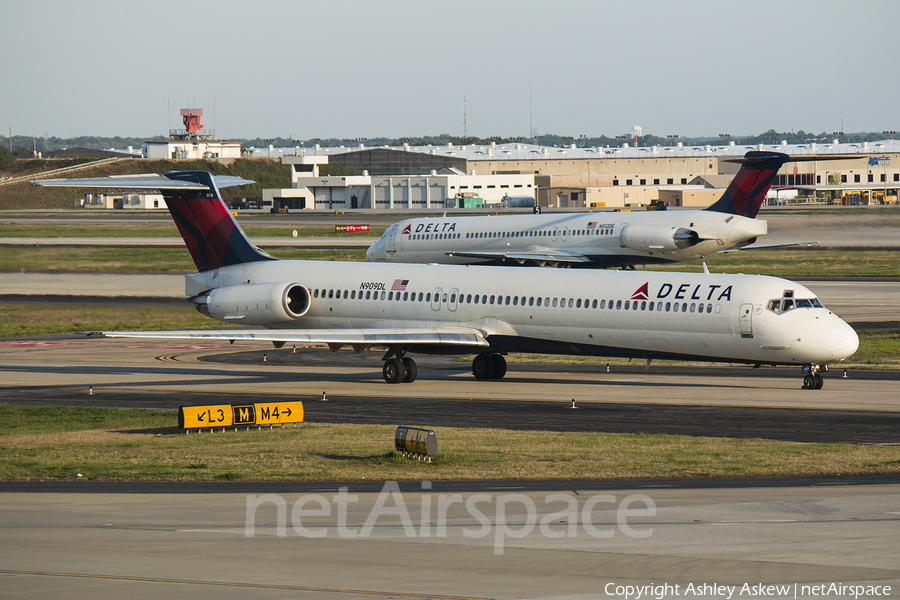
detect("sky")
[4,0,899,141]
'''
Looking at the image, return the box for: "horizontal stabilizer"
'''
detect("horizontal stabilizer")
[32,173,254,190]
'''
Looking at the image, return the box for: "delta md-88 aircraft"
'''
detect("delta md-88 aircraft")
[34,169,857,389]
[367,151,808,268]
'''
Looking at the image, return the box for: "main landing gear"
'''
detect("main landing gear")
[472,353,507,380]
[801,363,825,390]
[382,348,417,384]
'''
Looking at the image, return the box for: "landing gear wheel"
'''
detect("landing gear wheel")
[402,358,418,383]
[802,374,816,390]
[490,354,507,379]
[383,357,407,384]
[472,354,495,380]
[814,372,824,389]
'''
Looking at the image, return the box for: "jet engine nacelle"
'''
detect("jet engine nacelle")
[620,224,700,254]
[196,282,311,325]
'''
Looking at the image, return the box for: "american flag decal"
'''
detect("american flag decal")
[391,279,409,291]
[587,222,597,229]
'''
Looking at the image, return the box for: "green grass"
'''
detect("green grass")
[0,303,233,337]
[2,406,899,481]
[651,247,900,277]
[0,246,366,272]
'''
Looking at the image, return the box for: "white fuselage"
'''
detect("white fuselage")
[187,260,857,366]
[366,210,767,267]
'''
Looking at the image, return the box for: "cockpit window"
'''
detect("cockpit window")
[767,293,825,313]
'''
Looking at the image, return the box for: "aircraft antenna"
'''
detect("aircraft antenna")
[702,262,710,274]
[463,96,467,139]
[530,84,533,140]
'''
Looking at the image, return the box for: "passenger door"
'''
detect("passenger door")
[739,303,753,337]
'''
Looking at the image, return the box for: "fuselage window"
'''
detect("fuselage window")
[576,298,582,308]
[505,295,511,305]
[450,293,456,303]
[490,295,495,305]
[641,301,646,310]
[673,302,678,312]
[690,303,695,313]
[351,290,356,299]
[402,292,408,301]
[592,299,598,309]
[698,303,703,313]
[561,297,567,307]
[388,292,393,301]
[600,300,605,309]
[474,295,480,304]
[365,291,371,300]
[442,293,448,302]
[344,290,349,299]
[466,294,472,303]
[682,303,688,312]
[425,293,431,302]
[482,295,488,304]
[513,296,518,306]
[616,300,622,309]
[649,301,654,311]
[529,297,534,306]
[633,302,639,310]
[314,289,319,298]
[552,298,558,307]
[380,291,385,300]
[664,302,670,311]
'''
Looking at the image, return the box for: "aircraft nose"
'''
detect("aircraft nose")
[366,236,386,262]
[826,320,859,359]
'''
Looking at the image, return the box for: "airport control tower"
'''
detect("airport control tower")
[169,108,215,141]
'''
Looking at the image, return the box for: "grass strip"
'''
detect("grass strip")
[1,406,899,481]
[0,246,366,272]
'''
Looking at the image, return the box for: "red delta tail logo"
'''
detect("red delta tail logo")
[402,224,412,235]
[631,283,650,300]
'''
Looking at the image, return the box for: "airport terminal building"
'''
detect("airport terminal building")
[260,140,900,211]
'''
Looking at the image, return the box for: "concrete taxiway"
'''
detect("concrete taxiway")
[1,479,899,599]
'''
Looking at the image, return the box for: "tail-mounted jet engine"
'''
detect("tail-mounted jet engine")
[193,282,311,325]
[620,224,701,254]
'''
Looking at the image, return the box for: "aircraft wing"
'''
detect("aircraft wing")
[84,326,490,347]
[446,250,593,264]
[724,241,819,252]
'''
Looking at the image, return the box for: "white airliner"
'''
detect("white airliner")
[33,170,857,389]
[367,151,807,268]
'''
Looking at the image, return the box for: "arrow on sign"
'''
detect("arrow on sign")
[283,407,292,417]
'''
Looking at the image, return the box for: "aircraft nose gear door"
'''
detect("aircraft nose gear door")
[739,303,753,338]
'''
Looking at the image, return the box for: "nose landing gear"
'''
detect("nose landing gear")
[801,364,825,390]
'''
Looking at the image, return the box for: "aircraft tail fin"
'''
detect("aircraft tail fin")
[33,171,273,272]
[704,151,790,219]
